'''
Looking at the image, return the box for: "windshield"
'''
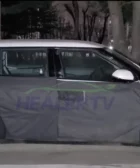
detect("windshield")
[59,48,135,81]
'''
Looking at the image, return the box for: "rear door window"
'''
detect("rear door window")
[1,48,48,77]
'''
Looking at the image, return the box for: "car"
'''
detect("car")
[0,39,140,143]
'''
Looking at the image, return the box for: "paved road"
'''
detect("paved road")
[0,144,140,167]
[0,165,140,168]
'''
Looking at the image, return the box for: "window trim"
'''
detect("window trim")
[57,78,113,83]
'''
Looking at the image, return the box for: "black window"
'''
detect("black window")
[1,48,48,77]
[57,48,138,82]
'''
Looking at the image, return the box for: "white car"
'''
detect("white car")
[0,39,140,143]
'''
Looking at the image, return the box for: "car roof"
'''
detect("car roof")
[0,39,105,48]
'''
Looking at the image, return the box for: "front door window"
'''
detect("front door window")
[58,49,121,81]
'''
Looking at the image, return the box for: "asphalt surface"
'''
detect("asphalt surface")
[0,143,140,166]
[0,165,140,168]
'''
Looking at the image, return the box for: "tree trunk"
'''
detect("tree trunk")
[87,13,97,41]
[108,1,128,55]
[82,10,87,41]
[72,0,80,40]
[64,1,80,40]
[98,14,109,44]
[126,22,130,42]
[132,1,140,63]
[82,5,89,41]
[0,1,1,39]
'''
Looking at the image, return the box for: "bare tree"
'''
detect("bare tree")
[64,1,81,40]
[87,12,97,41]
[108,1,129,55]
[132,1,140,63]
[72,0,80,39]
[94,14,109,44]
[82,2,90,41]
[86,1,108,43]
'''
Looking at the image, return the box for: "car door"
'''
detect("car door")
[0,47,59,141]
[56,48,140,143]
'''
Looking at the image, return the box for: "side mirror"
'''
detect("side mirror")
[112,69,134,81]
